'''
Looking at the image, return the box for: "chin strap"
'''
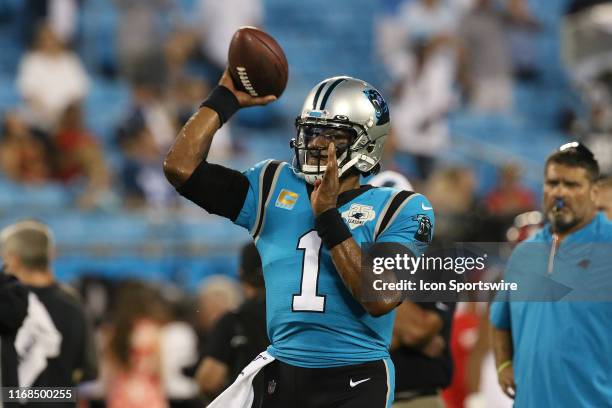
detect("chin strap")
[300,154,362,185]
[296,144,378,185]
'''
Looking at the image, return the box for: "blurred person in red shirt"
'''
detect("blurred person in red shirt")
[484,164,535,217]
[0,111,50,184]
[52,103,111,209]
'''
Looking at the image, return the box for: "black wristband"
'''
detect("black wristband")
[199,85,240,126]
[315,208,352,249]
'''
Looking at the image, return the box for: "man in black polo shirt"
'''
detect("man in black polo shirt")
[391,300,455,407]
[0,220,97,407]
[195,242,267,400]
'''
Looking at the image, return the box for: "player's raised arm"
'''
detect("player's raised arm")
[163,70,276,188]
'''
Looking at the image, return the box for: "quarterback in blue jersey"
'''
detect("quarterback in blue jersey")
[164,70,435,408]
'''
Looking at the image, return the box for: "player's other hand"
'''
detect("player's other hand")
[311,143,340,216]
[219,69,277,107]
[498,364,516,399]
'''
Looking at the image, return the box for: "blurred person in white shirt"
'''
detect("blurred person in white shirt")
[459,0,513,112]
[195,0,263,70]
[17,23,89,130]
[391,38,459,180]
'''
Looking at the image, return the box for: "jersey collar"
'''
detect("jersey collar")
[541,212,603,243]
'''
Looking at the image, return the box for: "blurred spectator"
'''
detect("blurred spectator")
[595,175,612,219]
[0,112,50,184]
[114,0,173,83]
[48,0,80,45]
[391,38,458,181]
[580,78,612,175]
[17,23,89,130]
[116,121,176,208]
[160,295,202,408]
[52,103,112,209]
[484,164,536,217]
[196,242,267,399]
[459,0,513,112]
[22,0,80,46]
[166,76,207,126]
[442,302,480,408]
[505,210,544,244]
[195,0,262,71]
[397,0,463,42]
[425,166,480,242]
[163,30,201,89]
[442,302,513,408]
[124,79,177,151]
[105,281,170,408]
[505,0,541,81]
[194,275,243,359]
[161,31,235,160]
[562,0,612,81]
[378,0,469,88]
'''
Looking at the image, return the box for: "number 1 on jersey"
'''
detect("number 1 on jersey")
[293,230,326,312]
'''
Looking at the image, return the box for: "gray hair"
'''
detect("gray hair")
[198,274,243,308]
[0,220,54,270]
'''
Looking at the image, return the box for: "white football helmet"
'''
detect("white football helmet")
[291,76,390,184]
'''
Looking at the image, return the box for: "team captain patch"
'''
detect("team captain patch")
[275,189,299,210]
[341,204,376,230]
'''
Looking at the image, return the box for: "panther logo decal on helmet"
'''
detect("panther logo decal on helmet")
[363,89,389,125]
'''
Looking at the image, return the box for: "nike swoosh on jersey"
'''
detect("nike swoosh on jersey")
[349,378,371,388]
[421,203,433,211]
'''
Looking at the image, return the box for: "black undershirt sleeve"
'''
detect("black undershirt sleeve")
[177,161,250,222]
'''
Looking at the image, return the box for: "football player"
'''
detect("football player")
[164,70,435,408]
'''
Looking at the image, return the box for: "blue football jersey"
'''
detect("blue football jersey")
[234,160,435,368]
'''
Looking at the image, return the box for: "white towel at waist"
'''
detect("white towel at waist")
[207,350,275,408]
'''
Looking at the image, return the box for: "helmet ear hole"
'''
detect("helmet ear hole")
[366,144,375,153]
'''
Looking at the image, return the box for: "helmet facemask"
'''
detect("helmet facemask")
[291,121,362,185]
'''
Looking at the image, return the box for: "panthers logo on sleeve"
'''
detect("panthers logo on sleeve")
[412,215,433,243]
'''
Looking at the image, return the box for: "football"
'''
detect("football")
[228,26,289,98]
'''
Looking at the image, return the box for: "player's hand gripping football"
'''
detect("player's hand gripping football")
[219,69,277,107]
[311,143,339,216]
